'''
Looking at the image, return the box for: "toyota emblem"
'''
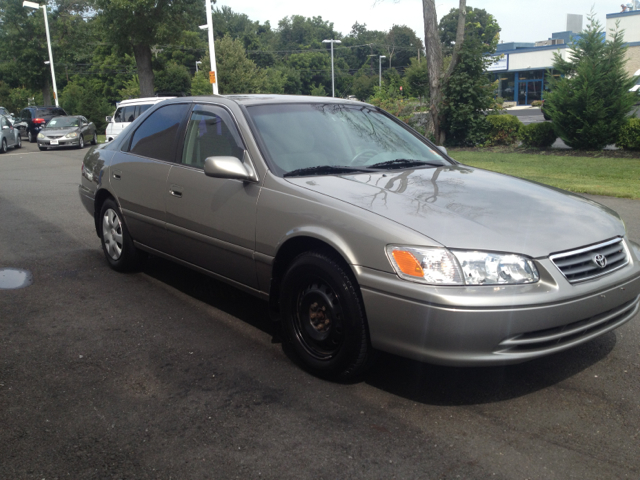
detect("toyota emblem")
[593,254,607,269]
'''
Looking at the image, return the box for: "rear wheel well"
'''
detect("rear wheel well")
[269,237,355,318]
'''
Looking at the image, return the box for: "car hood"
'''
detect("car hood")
[42,127,78,135]
[285,165,625,258]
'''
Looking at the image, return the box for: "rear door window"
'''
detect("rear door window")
[128,103,191,162]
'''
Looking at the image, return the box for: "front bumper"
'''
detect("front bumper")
[356,242,640,366]
[38,138,80,148]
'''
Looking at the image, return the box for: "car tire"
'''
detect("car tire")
[99,198,146,272]
[15,135,21,149]
[27,130,34,143]
[279,251,374,381]
[0,139,7,154]
[78,136,84,149]
[91,132,97,145]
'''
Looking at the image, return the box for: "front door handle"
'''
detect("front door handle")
[112,169,122,180]
[169,184,183,198]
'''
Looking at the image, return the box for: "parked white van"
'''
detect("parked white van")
[104,97,174,142]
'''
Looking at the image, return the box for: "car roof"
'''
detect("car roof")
[164,94,371,108]
[117,97,175,107]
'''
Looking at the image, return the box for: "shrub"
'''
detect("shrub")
[530,100,543,107]
[519,122,557,148]
[485,114,522,146]
[544,14,637,150]
[617,118,640,150]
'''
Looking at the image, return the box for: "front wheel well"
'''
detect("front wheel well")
[268,236,355,319]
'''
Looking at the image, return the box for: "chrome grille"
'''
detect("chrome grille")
[550,238,629,283]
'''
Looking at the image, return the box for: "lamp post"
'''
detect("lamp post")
[378,55,386,88]
[199,0,219,94]
[195,61,202,72]
[23,1,59,107]
[322,39,341,97]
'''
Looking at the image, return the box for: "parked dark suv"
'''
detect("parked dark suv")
[15,106,67,143]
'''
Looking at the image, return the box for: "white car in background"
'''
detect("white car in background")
[104,97,174,142]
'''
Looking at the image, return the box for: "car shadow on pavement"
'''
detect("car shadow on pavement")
[140,256,618,404]
[141,256,276,338]
[364,332,616,405]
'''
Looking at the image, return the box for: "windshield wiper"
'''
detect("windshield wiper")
[368,159,445,169]
[283,165,372,177]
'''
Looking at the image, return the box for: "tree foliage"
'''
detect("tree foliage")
[544,13,638,150]
[440,7,500,146]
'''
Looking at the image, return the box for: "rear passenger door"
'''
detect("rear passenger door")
[109,103,191,252]
[164,103,261,288]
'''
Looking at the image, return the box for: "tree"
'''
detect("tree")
[404,57,429,101]
[440,7,500,146]
[423,0,467,144]
[204,36,267,94]
[94,0,202,96]
[154,62,192,95]
[439,6,496,57]
[385,25,424,70]
[544,13,638,150]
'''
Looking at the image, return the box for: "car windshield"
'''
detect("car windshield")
[246,103,448,176]
[47,117,80,128]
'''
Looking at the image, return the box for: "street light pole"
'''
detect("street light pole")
[195,61,202,72]
[322,39,341,97]
[23,1,59,107]
[379,55,386,88]
[199,0,219,94]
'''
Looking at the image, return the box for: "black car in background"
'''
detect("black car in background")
[15,106,67,143]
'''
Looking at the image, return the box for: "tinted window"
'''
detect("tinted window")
[21,110,31,120]
[181,105,245,169]
[114,106,136,123]
[129,104,190,162]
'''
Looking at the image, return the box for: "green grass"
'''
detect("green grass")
[97,134,107,144]
[450,150,640,200]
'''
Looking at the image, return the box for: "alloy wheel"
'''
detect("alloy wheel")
[102,208,123,260]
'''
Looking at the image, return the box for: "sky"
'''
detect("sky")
[214,0,630,44]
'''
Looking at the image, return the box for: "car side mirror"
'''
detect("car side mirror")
[2,126,8,130]
[106,116,112,123]
[203,153,258,182]
[436,146,448,155]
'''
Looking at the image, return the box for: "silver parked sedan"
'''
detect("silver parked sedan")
[78,95,640,380]
[0,115,22,153]
[38,115,97,150]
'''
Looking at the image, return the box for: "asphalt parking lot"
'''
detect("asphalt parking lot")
[1,141,639,479]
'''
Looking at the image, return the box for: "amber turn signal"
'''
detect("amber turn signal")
[391,250,424,278]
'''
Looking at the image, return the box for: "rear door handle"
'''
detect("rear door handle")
[169,184,183,198]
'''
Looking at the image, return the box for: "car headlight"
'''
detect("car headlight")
[64,132,78,138]
[37,133,44,139]
[386,246,539,285]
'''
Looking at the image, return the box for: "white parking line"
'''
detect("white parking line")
[3,151,40,156]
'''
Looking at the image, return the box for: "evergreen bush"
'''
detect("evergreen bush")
[616,118,640,151]
[519,122,557,148]
[544,13,637,150]
[485,114,522,146]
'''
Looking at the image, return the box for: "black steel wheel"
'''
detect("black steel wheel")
[98,198,146,272]
[280,251,373,380]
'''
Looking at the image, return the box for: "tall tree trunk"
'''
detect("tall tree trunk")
[42,79,51,106]
[133,44,155,97]
[423,0,466,144]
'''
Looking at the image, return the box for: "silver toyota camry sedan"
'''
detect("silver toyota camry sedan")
[78,95,640,380]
